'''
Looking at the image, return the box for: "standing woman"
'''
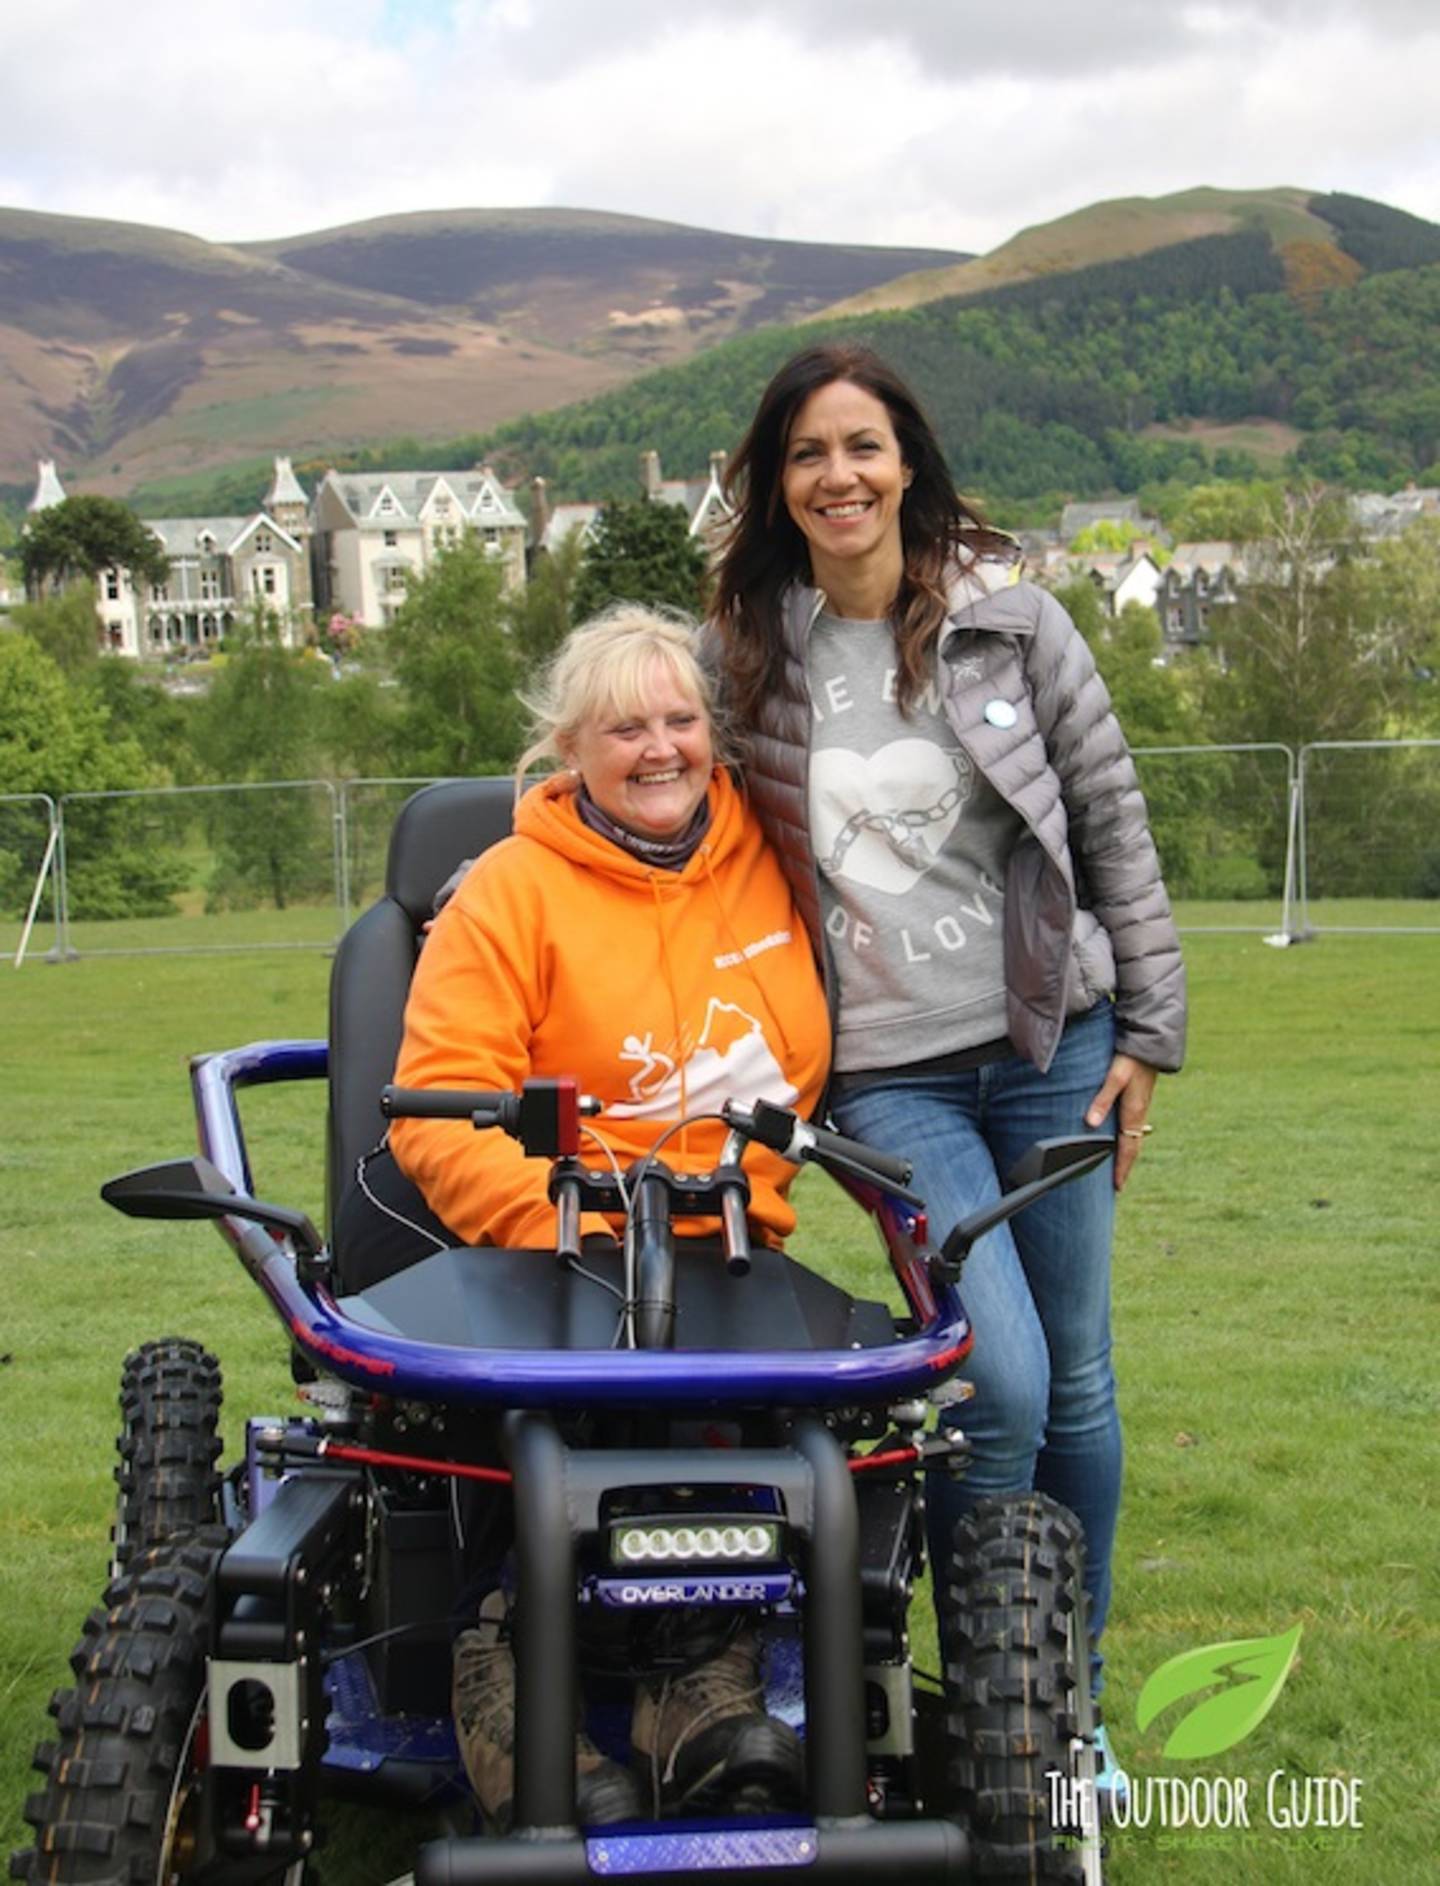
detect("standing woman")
[709,343,1186,1718]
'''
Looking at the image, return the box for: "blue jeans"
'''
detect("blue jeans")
[831,1003,1120,1673]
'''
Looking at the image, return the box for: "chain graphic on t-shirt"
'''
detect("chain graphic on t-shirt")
[818,752,974,878]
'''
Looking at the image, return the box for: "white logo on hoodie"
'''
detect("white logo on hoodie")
[610,999,796,1119]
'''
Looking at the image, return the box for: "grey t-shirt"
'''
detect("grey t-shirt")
[807,612,1024,1073]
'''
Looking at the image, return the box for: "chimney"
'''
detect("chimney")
[709,449,727,481]
[640,450,661,500]
[531,475,551,544]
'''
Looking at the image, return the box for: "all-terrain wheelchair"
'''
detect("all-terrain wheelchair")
[15,778,1108,1886]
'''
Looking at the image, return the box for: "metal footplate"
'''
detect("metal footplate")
[415,1816,972,1883]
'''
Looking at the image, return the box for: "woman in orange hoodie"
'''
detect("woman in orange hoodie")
[387,604,831,1254]
[367,605,830,1831]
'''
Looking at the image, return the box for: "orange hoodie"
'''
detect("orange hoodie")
[388,769,831,1251]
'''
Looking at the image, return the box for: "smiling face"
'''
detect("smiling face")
[781,378,911,598]
[565,658,714,841]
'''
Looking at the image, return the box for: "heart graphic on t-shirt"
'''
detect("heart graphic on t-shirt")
[811,739,974,893]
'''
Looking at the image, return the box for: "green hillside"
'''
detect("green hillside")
[442,222,1440,517]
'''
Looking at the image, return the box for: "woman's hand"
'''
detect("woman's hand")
[1085,1054,1159,1192]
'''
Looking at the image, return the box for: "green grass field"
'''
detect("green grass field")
[2,930,1436,1882]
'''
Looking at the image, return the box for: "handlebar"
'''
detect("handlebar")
[382,1082,927,1347]
[722,1100,924,1207]
[382,1079,599,1158]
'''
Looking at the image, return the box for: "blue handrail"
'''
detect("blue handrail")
[189,1041,971,1411]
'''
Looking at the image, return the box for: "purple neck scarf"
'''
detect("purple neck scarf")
[577,786,711,871]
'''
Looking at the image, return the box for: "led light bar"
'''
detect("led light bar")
[609,1519,781,1567]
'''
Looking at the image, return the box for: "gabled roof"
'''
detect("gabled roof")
[146,513,301,558]
[1059,497,1145,540]
[323,467,526,532]
[540,503,602,555]
[1167,541,1243,576]
[228,511,303,557]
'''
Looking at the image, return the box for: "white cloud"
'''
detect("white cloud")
[0,1,1435,252]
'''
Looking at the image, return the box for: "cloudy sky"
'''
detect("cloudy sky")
[4,1,1438,255]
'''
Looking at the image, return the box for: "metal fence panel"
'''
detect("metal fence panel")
[1129,745,1295,933]
[26,742,1436,964]
[1,793,60,965]
[337,776,443,929]
[1298,741,1440,934]
[56,781,343,958]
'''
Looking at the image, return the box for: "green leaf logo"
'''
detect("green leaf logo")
[1135,1623,1303,1759]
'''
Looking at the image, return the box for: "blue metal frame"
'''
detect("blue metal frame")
[189,1040,971,1411]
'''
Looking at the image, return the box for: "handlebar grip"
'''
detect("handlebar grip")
[553,1174,582,1265]
[736,1099,914,1189]
[806,1122,913,1189]
[719,1184,752,1277]
[381,1085,509,1123]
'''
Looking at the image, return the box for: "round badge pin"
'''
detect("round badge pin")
[984,699,1018,729]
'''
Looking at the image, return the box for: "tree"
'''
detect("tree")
[385,538,524,775]
[507,523,585,673]
[8,587,104,675]
[1167,480,1285,545]
[192,608,335,911]
[20,495,170,597]
[1357,517,1440,733]
[1068,519,1144,555]
[571,499,710,624]
[0,636,186,918]
[1201,488,1395,751]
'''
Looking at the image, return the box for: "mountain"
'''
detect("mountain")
[816,186,1440,316]
[5,188,1438,518]
[0,205,964,494]
[465,191,1440,517]
[242,208,964,353]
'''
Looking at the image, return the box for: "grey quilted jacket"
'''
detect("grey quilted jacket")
[726,573,1186,1074]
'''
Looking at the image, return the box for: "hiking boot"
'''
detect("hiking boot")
[453,1596,644,1831]
[631,1626,804,1815]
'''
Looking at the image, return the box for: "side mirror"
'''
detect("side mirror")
[937,1134,1113,1278]
[101,1156,325,1262]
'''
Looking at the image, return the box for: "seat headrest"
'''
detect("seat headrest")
[385,776,516,924]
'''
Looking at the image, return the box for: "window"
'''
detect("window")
[200,569,220,600]
[151,582,169,603]
[250,566,278,596]
[383,530,398,548]
[254,530,273,555]
[385,565,408,593]
[104,570,121,600]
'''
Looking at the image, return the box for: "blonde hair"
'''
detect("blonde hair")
[515,603,727,796]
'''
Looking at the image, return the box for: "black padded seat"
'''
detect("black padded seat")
[342,1242,896,1355]
[327,777,515,1249]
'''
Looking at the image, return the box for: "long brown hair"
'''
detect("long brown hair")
[713,342,1010,720]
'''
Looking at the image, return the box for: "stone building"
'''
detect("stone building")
[24,457,314,658]
[311,466,527,627]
